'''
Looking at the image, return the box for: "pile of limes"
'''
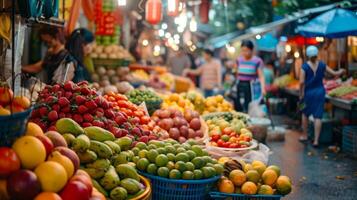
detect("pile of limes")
[132,139,224,180]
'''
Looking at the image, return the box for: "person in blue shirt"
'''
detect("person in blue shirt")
[299,46,345,147]
[263,60,275,87]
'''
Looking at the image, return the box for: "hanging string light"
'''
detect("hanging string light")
[146,0,162,25]
[167,0,180,16]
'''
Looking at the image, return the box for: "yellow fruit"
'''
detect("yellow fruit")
[243,164,253,172]
[218,157,231,165]
[258,185,274,195]
[229,170,246,186]
[246,170,260,183]
[241,181,257,195]
[12,136,46,169]
[262,169,278,186]
[25,122,44,137]
[48,151,74,179]
[34,192,62,200]
[169,94,180,102]
[34,161,68,192]
[266,165,281,176]
[218,179,235,193]
[0,108,10,115]
[252,160,266,175]
[276,176,292,195]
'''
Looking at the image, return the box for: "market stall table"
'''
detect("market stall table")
[325,96,357,122]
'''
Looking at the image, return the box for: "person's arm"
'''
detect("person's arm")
[216,61,222,88]
[183,67,202,76]
[326,66,345,77]
[299,68,306,100]
[22,61,43,73]
[257,68,266,96]
[185,56,192,69]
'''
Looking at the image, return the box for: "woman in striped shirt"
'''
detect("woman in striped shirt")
[235,40,266,111]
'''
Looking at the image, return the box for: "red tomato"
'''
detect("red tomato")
[229,132,237,137]
[140,116,151,124]
[244,137,252,142]
[222,142,231,148]
[211,134,220,142]
[0,147,20,177]
[229,143,239,148]
[217,139,225,147]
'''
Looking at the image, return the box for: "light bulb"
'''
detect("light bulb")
[142,39,149,46]
[118,0,126,6]
[189,17,197,32]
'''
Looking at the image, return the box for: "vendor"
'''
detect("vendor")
[299,46,345,147]
[22,26,74,84]
[167,47,192,76]
[235,40,266,112]
[183,49,222,97]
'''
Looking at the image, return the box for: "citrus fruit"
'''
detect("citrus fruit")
[47,151,74,179]
[132,156,140,164]
[181,143,191,150]
[213,164,224,175]
[191,157,205,169]
[13,96,30,109]
[169,169,181,179]
[157,167,170,178]
[12,136,46,169]
[241,181,257,195]
[218,157,231,165]
[147,149,158,163]
[202,167,215,178]
[182,171,194,180]
[176,147,186,154]
[262,169,278,186]
[258,185,274,195]
[135,142,147,150]
[174,161,186,172]
[252,160,266,175]
[167,153,175,161]
[34,192,62,200]
[193,169,203,179]
[218,179,234,193]
[131,147,140,156]
[156,147,166,154]
[146,164,158,175]
[175,153,189,162]
[25,122,44,137]
[166,161,175,170]
[138,149,148,158]
[229,170,246,186]
[246,170,260,183]
[185,162,195,171]
[186,150,197,160]
[137,158,150,171]
[34,161,68,192]
[148,144,156,150]
[243,164,253,173]
[191,145,203,156]
[0,108,10,115]
[155,154,168,167]
[266,165,281,176]
[202,156,213,164]
[165,146,176,154]
[276,176,292,195]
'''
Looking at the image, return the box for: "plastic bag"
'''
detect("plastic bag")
[248,100,267,118]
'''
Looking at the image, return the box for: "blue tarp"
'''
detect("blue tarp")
[297,8,357,38]
[256,33,278,52]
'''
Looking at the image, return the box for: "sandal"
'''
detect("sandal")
[299,137,308,143]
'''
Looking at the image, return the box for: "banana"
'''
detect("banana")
[92,179,108,197]
[72,134,91,152]
[104,141,121,154]
[86,159,111,170]
[77,150,98,164]
[100,165,120,191]
[84,126,115,142]
[90,140,113,158]
[0,14,11,44]
[83,168,106,179]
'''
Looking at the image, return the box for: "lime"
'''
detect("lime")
[147,163,158,175]
[166,161,175,170]
[191,145,203,156]
[186,150,197,161]
[186,139,197,146]
[137,158,150,171]
[165,146,176,154]
[147,149,159,163]
[181,143,191,150]
[174,161,186,172]
[206,163,214,167]
[166,139,178,145]
[169,169,182,179]
[155,154,169,167]
[202,156,213,164]
[157,167,170,178]
[185,162,195,171]
[202,150,209,156]
[135,142,147,150]
[191,157,205,169]
[176,147,186,154]
[138,149,148,159]
[148,144,156,150]
[167,153,176,161]
[131,147,140,156]
[175,153,190,162]
[193,169,203,179]
[221,135,230,142]
[157,147,167,154]
[202,166,216,178]
[182,171,194,180]
[213,163,224,175]
[173,144,181,149]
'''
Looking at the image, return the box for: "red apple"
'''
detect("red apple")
[71,172,93,195]
[7,170,41,200]
[60,180,91,200]
[35,135,54,157]
[189,118,201,130]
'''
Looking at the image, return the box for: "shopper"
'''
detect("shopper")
[299,45,345,147]
[263,60,275,88]
[183,49,222,97]
[66,28,94,82]
[22,26,74,84]
[235,40,266,112]
[167,47,192,76]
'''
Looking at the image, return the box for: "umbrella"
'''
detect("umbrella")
[256,33,278,52]
[297,8,357,38]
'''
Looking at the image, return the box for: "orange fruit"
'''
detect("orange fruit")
[262,169,278,186]
[34,161,68,192]
[12,136,46,169]
[48,151,74,179]
[276,175,292,195]
[13,96,31,109]
[25,122,44,137]
[218,179,235,193]
[0,108,10,115]
[241,181,257,195]
[35,192,62,200]
[229,170,246,186]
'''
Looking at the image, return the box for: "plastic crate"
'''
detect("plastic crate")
[342,126,357,158]
[140,172,220,200]
[0,108,33,147]
[209,192,282,200]
[308,119,334,144]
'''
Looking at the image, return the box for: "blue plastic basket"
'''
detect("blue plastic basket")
[342,126,357,158]
[209,192,282,200]
[139,172,220,200]
[0,107,33,147]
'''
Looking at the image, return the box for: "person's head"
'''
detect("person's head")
[240,40,254,59]
[265,59,274,69]
[306,45,318,63]
[66,28,94,63]
[39,26,65,50]
[202,49,214,61]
